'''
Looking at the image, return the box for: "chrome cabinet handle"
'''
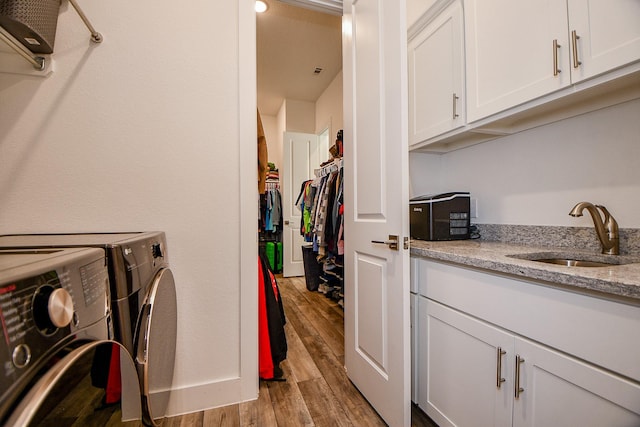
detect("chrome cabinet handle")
[553,39,561,76]
[496,347,506,389]
[515,355,525,399]
[372,235,399,251]
[452,93,460,119]
[571,30,581,69]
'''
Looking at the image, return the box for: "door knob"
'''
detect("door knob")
[372,235,399,251]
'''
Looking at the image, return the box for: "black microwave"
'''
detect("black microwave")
[410,192,470,241]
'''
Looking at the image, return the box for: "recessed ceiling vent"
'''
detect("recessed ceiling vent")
[313,67,323,75]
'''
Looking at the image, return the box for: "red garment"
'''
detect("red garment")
[105,343,122,404]
[258,258,275,379]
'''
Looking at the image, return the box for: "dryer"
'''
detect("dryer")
[0,232,177,426]
[0,247,141,426]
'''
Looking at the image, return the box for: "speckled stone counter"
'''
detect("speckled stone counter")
[410,225,640,303]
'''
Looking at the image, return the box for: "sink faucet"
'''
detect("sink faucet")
[569,202,619,255]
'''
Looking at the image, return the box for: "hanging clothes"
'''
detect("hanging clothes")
[295,155,345,304]
[260,187,282,233]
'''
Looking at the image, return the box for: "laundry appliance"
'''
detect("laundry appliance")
[0,247,141,426]
[0,232,177,426]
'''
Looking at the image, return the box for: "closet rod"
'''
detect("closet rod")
[0,28,45,70]
[68,0,103,43]
[316,158,343,178]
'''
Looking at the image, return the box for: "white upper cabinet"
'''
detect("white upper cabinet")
[567,0,640,83]
[465,0,640,123]
[464,0,571,122]
[408,1,465,145]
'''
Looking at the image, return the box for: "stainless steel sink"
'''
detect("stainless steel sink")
[533,258,614,267]
[507,251,640,267]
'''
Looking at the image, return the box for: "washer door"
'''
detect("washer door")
[4,340,141,427]
[135,267,177,426]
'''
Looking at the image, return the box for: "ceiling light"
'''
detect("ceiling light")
[255,1,268,13]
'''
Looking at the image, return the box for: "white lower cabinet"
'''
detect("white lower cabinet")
[418,298,513,427]
[415,262,640,427]
[410,292,418,403]
[410,257,420,404]
[513,337,640,427]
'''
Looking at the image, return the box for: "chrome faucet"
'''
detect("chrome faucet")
[569,202,619,255]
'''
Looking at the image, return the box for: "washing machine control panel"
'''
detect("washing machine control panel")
[0,271,71,389]
[0,254,110,395]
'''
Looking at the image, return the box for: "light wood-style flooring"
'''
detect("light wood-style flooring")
[161,275,437,426]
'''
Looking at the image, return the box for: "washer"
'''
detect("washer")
[0,232,177,426]
[0,247,141,426]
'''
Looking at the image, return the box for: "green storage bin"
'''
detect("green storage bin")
[265,242,276,271]
[276,242,283,272]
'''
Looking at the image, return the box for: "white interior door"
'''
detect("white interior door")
[343,0,410,426]
[282,131,323,277]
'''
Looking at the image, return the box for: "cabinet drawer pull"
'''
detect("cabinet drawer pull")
[496,347,506,389]
[515,355,525,399]
[452,93,460,119]
[553,39,561,76]
[571,30,581,69]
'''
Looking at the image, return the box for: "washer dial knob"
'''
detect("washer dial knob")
[48,288,74,328]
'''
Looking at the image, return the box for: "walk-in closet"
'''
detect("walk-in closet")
[254,1,433,425]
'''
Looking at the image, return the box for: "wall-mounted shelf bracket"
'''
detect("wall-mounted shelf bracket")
[0,27,45,70]
[68,0,103,43]
[0,0,102,72]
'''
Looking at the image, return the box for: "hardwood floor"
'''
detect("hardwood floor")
[159,275,437,427]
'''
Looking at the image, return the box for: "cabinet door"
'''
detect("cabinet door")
[464,0,570,122]
[418,298,513,427]
[513,337,640,427]
[567,0,640,83]
[410,292,418,403]
[408,1,464,145]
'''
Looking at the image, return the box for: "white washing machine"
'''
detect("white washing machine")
[0,232,177,426]
[0,247,141,426]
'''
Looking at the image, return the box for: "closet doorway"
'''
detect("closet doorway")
[255,1,415,426]
[256,0,343,279]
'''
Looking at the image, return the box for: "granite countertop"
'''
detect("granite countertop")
[410,239,640,303]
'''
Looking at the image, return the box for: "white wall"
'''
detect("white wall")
[266,91,340,175]
[410,99,640,227]
[409,151,443,198]
[0,0,257,417]
[284,99,316,133]
[261,113,281,171]
[315,70,344,138]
